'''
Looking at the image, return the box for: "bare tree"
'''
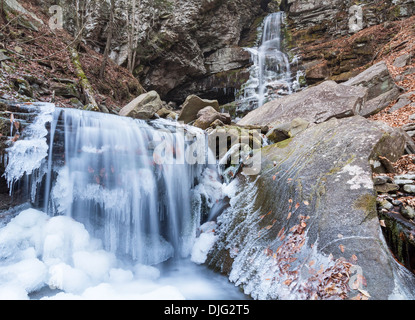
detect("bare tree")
[126,0,139,73]
[99,0,116,78]
[1,0,6,24]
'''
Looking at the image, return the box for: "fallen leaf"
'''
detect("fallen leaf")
[272,175,277,181]
[380,220,386,227]
[287,212,292,220]
[303,201,310,206]
[283,279,293,286]
[295,203,300,210]
[358,288,371,298]
[288,199,293,203]
[351,254,358,262]
[339,244,345,253]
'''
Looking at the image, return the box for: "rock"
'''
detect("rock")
[344,62,400,116]
[156,108,178,121]
[375,183,400,193]
[0,51,11,62]
[393,54,411,68]
[389,97,412,114]
[404,68,415,76]
[395,174,415,180]
[402,206,415,220]
[361,87,401,117]
[238,80,367,127]
[119,91,163,120]
[377,199,393,210]
[178,95,220,124]
[50,82,80,99]
[205,47,251,74]
[210,119,225,129]
[69,98,83,109]
[12,78,33,98]
[266,118,310,144]
[304,60,329,83]
[193,107,231,130]
[207,115,414,300]
[4,0,43,31]
[403,185,415,194]
[374,175,393,185]
[394,179,414,185]
[343,62,396,98]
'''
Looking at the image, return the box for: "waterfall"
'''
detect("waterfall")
[236,12,294,116]
[4,103,214,266]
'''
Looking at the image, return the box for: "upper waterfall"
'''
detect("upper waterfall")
[236,12,296,116]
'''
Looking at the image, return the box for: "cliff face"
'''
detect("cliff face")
[44,0,269,104]
[138,0,265,104]
[282,0,415,85]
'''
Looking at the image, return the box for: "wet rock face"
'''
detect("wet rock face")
[207,116,415,300]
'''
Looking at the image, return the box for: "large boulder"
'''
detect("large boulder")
[193,106,231,130]
[207,116,415,300]
[178,95,220,124]
[344,61,401,117]
[119,91,163,120]
[238,80,368,127]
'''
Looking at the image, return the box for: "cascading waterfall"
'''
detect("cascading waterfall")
[236,12,295,115]
[6,104,213,265]
[1,102,247,299]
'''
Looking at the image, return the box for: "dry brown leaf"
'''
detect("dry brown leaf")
[283,279,293,286]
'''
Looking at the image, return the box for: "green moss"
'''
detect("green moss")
[276,138,293,149]
[354,193,378,221]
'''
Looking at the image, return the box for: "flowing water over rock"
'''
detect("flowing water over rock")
[0,103,247,300]
[236,12,296,117]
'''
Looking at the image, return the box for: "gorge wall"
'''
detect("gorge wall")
[38,0,414,106]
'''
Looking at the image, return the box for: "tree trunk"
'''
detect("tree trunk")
[1,0,6,24]
[69,46,99,112]
[99,0,116,78]
[127,0,137,73]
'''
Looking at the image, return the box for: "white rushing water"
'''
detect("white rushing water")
[236,12,298,116]
[0,103,247,300]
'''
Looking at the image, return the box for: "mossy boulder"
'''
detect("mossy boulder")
[119,91,164,120]
[207,116,415,300]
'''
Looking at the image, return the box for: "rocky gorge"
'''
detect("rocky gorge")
[1,0,415,301]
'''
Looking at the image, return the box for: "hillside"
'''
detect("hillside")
[0,0,144,113]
